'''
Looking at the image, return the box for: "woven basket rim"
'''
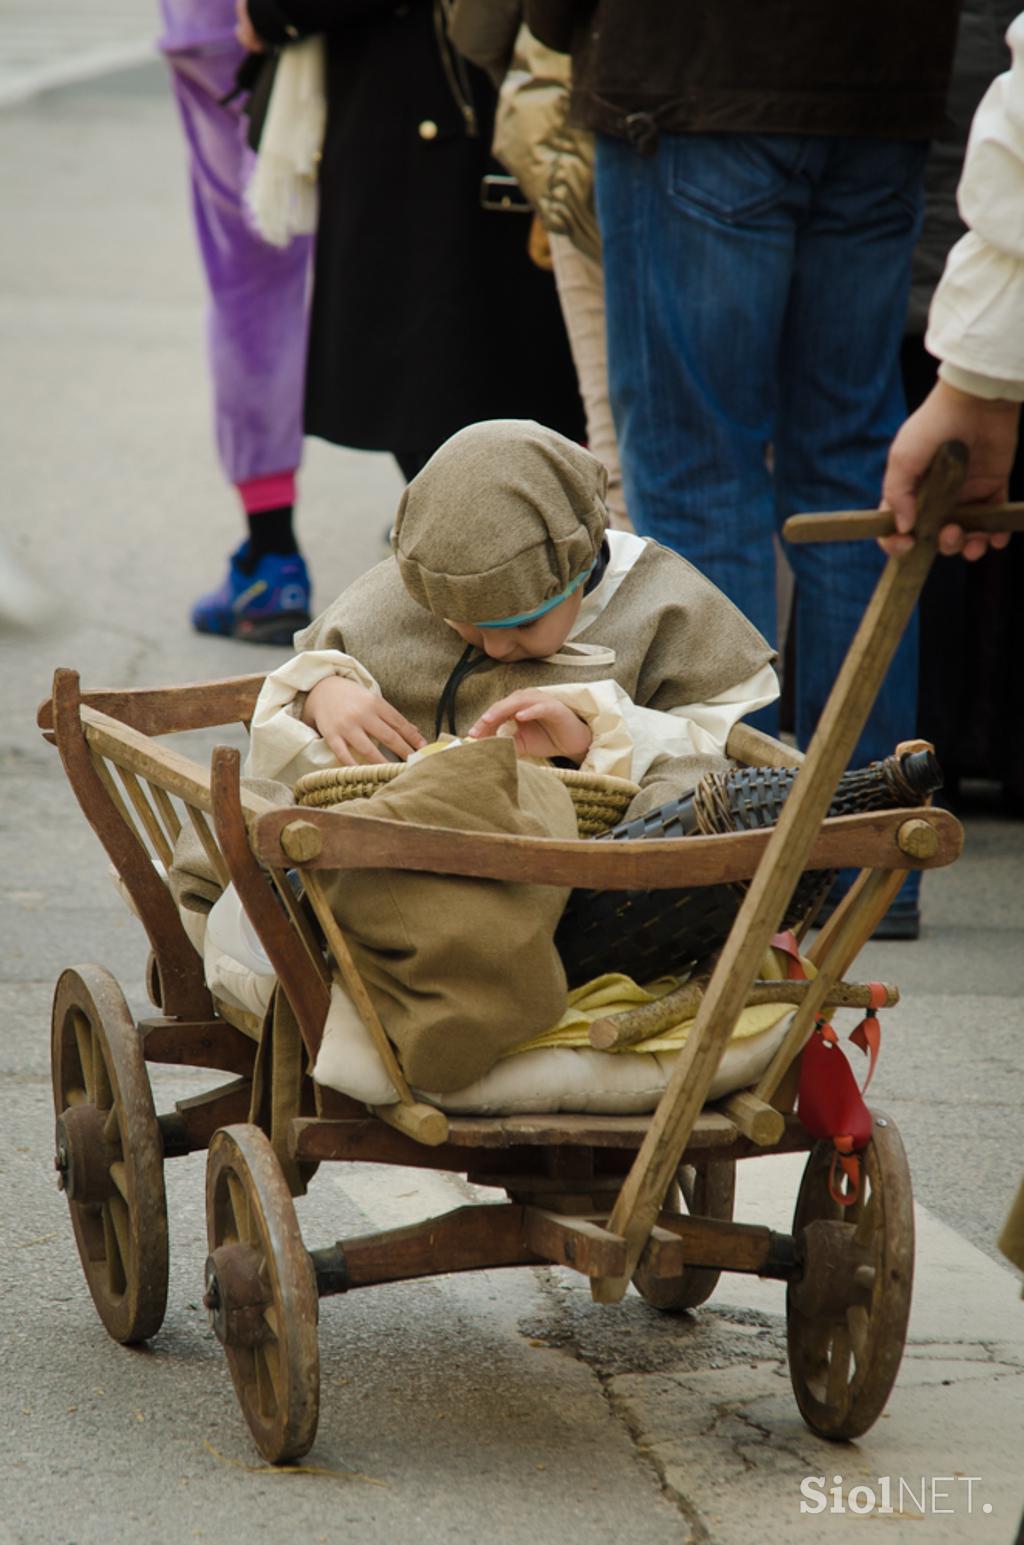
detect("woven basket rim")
[295,759,640,803]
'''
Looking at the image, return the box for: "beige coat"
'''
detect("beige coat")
[449,2,600,262]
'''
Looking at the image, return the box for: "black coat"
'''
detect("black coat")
[250,0,584,458]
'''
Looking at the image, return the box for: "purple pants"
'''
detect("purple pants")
[159,1,311,487]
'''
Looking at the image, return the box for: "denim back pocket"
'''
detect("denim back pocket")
[666,133,810,224]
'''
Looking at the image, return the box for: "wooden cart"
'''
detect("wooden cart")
[39,450,1004,1464]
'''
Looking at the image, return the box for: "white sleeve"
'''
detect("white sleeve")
[927,14,1024,395]
[244,649,380,786]
[508,679,636,778]
[521,662,779,782]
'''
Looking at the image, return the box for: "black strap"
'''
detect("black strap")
[431,542,608,739]
[434,645,496,739]
[584,537,610,598]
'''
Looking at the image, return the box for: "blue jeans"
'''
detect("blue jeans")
[596,131,926,776]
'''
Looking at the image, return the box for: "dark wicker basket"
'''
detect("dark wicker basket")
[554,749,942,987]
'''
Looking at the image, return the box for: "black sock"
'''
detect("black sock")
[245,505,299,564]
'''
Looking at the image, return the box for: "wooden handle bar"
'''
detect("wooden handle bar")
[588,978,900,1050]
[784,502,1024,545]
[590,443,967,1303]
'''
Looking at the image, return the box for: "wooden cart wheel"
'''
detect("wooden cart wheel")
[205,1124,320,1464]
[786,1115,914,1440]
[632,1159,737,1311]
[51,965,169,1344]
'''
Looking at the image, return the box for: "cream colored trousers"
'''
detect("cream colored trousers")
[548,232,630,529]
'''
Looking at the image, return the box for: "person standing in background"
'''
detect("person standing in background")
[449,0,630,527]
[236,0,584,487]
[527,0,962,937]
[159,0,314,645]
[883,13,1024,544]
[879,21,1024,1380]
[902,0,1024,810]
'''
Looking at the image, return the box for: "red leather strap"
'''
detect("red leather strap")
[794,957,886,1209]
[797,1019,877,1207]
[771,929,806,980]
[829,1148,862,1208]
[850,1013,881,1091]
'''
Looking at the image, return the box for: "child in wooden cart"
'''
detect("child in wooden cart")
[246,417,778,810]
[216,420,785,1096]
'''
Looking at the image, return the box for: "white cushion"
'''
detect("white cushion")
[313,983,401,1106]
[198,888,794,1115]
[109,859,209,957]
[314,977,792,1115]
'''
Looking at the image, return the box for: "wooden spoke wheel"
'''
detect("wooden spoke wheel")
[205,1125,320,1464]
[632,1159,737,1311]
[51,965,169,1344]
[787,1115,914,1440]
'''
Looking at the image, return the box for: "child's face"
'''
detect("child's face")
[446,591,583,663]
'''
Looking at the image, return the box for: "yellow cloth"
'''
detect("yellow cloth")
[510,944,815,1057]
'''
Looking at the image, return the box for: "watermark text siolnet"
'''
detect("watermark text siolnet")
[799,1474,994,1518]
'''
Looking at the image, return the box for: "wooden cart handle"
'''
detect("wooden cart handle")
[590,442,968,1303]
[784,501,1024,544]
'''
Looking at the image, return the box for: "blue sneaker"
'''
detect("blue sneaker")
[191,542,311,645]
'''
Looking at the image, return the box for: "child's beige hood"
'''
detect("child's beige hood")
[392,419,608,624]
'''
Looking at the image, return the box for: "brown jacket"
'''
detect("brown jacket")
[526,0,962,146]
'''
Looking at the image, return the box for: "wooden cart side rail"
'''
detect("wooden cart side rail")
[51,669,213,1021]
[75,706,275,824]
[287,1109,813,1163]
[209,746,331,1060]
[38,672,266,739]
[252,803,961,887]
[140,1015,257,1076]
[209,749,447,1148]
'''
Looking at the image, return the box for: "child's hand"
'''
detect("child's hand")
[235,0,266,51]
[302,675,426,765]
[467,691,593,763]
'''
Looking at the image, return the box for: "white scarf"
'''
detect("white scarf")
[245,35,326,248]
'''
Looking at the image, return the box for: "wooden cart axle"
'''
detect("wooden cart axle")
[301,1202,801,1298]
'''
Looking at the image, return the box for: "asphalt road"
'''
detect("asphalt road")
[1,60,1022,1545]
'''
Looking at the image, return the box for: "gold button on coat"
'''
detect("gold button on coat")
[418,119,439,140]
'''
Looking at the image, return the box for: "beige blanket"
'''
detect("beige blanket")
[321,737,577,1091]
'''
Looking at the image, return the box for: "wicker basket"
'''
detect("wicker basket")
[555,749,943,986]
[294,760,640,838]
